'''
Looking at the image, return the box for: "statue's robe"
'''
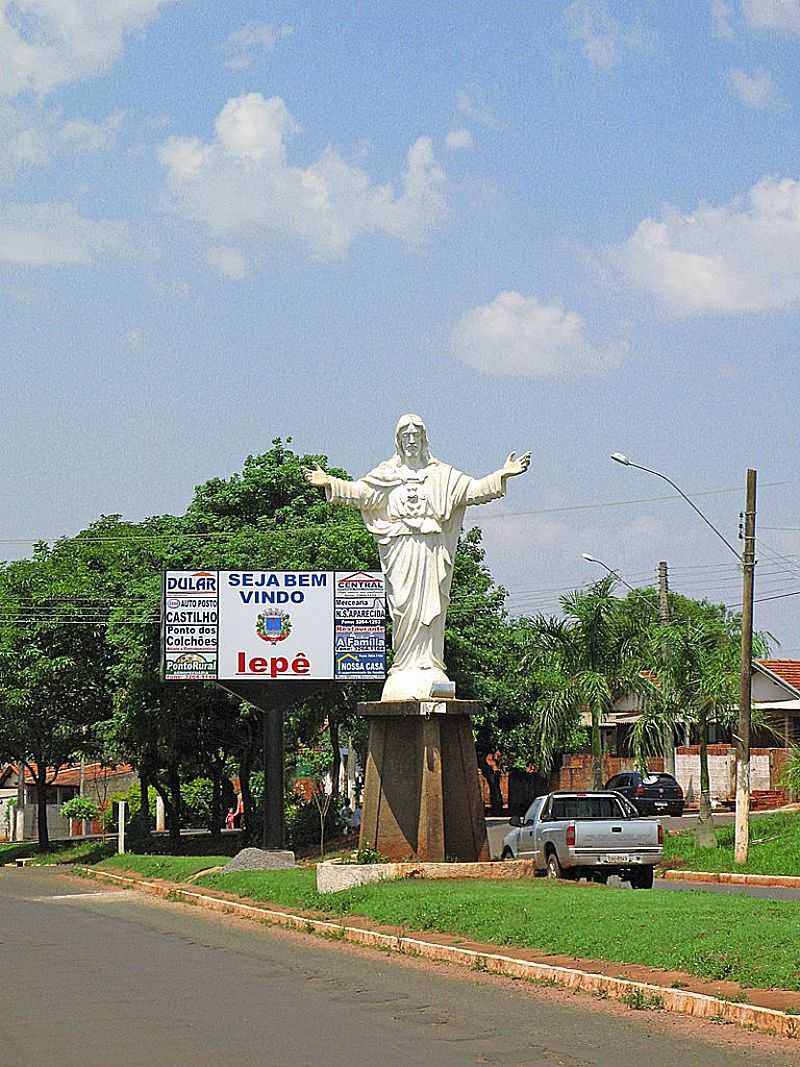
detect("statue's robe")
[326,458,505,677]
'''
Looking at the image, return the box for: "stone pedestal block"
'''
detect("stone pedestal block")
[357,699,489,862]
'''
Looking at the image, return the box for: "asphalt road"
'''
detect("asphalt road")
[2,867,796,1067]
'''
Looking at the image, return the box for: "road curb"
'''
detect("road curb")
[80,867,800,1040]
[662,869,800,888]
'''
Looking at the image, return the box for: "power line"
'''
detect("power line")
[726,589,800,608]
[0,479,792,547]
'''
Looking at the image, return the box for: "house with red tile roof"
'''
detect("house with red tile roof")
[753,660,800,746]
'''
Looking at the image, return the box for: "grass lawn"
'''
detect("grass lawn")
[99,853,234,881]
[98,853,800,992]
[663,811,800,876]
[0,839,114,866]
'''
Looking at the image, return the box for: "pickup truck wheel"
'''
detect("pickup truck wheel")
[545,852,564,880]
[500,847,514,861]
[630,866,655,890]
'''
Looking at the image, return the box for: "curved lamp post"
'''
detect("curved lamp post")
[581,552,638,593]
[610,453,757,864]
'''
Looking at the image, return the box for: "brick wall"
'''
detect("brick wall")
[557,754,664,791]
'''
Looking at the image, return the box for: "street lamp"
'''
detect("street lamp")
[611,453,757,864]
[581,552,638,593]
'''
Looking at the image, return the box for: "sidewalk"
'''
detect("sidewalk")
[80,864,800,1041]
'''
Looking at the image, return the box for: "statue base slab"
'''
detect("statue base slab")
[357,699,490,863]
[380,666,451,702]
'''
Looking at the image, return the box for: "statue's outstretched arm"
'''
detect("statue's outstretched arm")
[500,450,532,484]
[464,450,531,507]
[304,465,375,509]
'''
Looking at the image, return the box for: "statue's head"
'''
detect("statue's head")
[395,414,430,464]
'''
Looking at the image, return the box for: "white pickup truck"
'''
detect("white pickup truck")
[501,791,663,889]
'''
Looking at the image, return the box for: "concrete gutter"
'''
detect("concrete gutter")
[662,869,800,888]
[78,866,800,1040]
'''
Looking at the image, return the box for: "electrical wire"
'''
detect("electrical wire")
[0,479,792,546]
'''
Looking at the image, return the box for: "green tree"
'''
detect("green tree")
[0,550,112,849]
[632,605,768,847]
[293,737,336,857]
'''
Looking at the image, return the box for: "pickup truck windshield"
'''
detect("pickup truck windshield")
[550,796,626,820]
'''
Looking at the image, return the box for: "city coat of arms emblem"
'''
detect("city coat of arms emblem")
[256,609,292,644]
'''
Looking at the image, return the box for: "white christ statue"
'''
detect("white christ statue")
[305,415,530,701]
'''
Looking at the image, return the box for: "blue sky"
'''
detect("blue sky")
[2,0,799,651]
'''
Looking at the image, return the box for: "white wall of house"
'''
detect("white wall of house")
[675,751,771,805]
[22,804,71,840]
[0,791,16,842]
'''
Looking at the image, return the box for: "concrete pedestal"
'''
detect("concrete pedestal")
[358,699,489,862]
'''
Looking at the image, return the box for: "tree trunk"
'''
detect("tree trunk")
[591,708,603,790]
[34,763,50,852]
[139,774,150,821]
[329,719,341,800]
[239,751,253,847]
[478,758,504,815]
[209,763,223,841]
[167,760,182,851]
[696,715,716,848]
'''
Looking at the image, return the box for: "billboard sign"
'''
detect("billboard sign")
[217,571,334,681]
[162,570,219,681]
[333,571,387,680]
[162,569,385,682]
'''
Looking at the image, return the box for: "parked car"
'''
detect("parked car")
[604,771,684,817]
[501,791,663,889]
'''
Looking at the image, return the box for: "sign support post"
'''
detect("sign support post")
[217,681,330,851]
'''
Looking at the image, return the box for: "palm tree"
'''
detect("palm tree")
[523,578,652,789]
[632,609,767,848]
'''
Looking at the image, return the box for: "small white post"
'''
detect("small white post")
[155,793,165,832]
[117,800,126,855]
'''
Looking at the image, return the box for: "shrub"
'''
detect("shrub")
[341,846,388,865]
[782,748,800,796]
[181,778,214,826]
[285,797,343,848]
[60,796,99,822]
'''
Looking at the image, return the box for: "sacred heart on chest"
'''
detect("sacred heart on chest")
[398,476,428,518]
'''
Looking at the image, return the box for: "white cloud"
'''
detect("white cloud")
[455,87,500,129]
[58,110,124,152]
[158,93,448,259]
[8,126,48,164]
[223,21,293,70]
[0,0,179,97]
[743,0,800,33]
[445,128,474,151]
[711,0,735,38]
[0,201,131,265]
[121,327,145,350]
[608,176,800,313]
[450,291,625,378]
[207,245,249,279]
[565,0,651,71]
[0,102,123,178]
[727,69,777,110]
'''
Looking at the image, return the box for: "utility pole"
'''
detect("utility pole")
[657,561,675,775]
[734,469,757,865]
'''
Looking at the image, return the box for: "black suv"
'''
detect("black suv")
[604,771,684,817]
